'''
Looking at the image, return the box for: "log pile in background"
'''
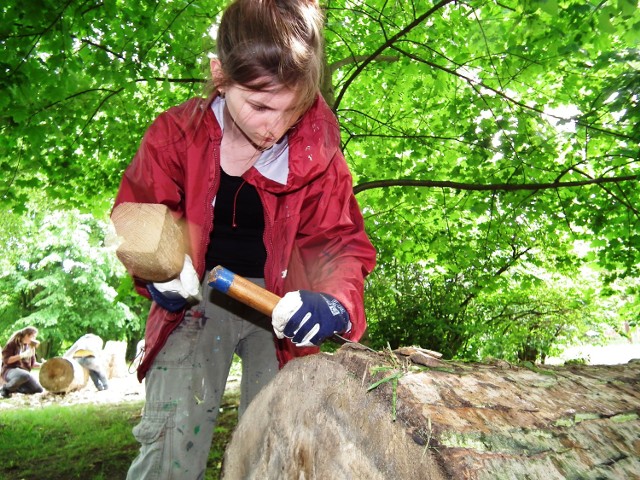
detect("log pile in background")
[39,340,130,393]
[222,344,640,479]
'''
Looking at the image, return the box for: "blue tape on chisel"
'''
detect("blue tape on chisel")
[209,266,234,293]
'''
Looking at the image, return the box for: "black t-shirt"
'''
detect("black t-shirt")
[205,169,267,277]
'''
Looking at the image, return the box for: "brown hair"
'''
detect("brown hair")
[5,326,38,347]
[212,0,324,113]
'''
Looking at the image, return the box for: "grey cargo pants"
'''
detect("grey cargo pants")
[126,276,279,480]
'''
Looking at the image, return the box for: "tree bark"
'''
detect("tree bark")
[222,345,640,479]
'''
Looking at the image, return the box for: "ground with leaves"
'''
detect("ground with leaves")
[0,369,241,410]
[0,373,144,411]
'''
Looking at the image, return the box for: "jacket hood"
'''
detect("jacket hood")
[271,94,342,193]
[192,93,342,195]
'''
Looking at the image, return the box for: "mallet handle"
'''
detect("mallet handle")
[208,265,281,317]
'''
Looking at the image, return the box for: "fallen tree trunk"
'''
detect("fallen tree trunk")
[39,357,89,393]
[222,345,640,479]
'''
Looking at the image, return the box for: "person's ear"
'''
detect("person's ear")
[210,58,224,88]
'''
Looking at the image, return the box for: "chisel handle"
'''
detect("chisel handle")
[208,265,374,352]
[208,265,281,317]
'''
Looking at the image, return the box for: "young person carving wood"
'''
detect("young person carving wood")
[112,1,376,478]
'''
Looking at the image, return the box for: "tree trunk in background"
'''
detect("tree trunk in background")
[222,345,640,480]
[103,340,128,379]
[39,357,88,393]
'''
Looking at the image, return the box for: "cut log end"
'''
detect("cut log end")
[222,351,446,480]
[39,357,89,393]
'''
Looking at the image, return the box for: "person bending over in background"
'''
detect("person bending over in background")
[1,326,44,399]
[63,333,109,391]
[113,0,376,478]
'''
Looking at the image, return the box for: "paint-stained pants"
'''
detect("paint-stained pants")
[126,277,279,480]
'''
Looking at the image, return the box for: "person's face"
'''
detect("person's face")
[225,84,302,150]
[24,333,36,344]
[211,60,303,150]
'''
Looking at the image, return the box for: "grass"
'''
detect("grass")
[0,391,239,480]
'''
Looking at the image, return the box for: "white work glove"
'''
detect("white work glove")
[272,290,351,347]
[19,348,33,360]
[147,254,202,312]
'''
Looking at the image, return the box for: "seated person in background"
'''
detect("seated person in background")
[63,333,109,391]
[1,326,44,399]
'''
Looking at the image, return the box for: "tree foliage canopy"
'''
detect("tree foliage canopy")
[1,0,638,360]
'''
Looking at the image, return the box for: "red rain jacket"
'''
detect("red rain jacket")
[113,94,376,381]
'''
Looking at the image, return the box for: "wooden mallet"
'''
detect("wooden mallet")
[110,202,185,282]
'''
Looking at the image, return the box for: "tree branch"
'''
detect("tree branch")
[79,37,126,61]
[329,55,399,73]
[390,45,634,141]
[333,0,457,110]
[8,0,75,78]
[353,175,639,195]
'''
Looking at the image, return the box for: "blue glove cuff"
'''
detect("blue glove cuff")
[147,284,188,312]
